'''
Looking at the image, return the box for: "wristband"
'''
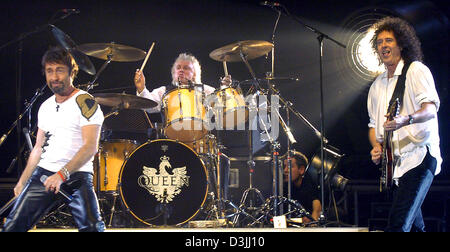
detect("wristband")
[57,171,66,182]
[59,167,71,181]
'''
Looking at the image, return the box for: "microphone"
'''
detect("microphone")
[61,9,80,14]
[6,157,17,174]
[40,175,73,201]
[260,1,280,7]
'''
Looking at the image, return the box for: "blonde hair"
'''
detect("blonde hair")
[171,53,202,85]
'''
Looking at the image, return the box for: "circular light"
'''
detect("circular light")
[353,28,385,76]
[333,7,396,88]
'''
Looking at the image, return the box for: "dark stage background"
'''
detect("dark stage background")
[0,0,448,230]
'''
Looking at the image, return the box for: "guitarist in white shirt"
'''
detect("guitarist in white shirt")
[367,17,441,232]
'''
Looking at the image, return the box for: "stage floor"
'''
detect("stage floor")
[29,227,369,232]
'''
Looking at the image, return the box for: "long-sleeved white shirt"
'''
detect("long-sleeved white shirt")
[367,60,442,179]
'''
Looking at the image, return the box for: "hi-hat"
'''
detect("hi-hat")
[50,25,96,75]
[93,93,157,109]
[209,40,273,62]
[77,43,146,62]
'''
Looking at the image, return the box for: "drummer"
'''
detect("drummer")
[134,52,232,113]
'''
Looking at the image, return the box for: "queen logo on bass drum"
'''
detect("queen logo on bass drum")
[138,155,190,203]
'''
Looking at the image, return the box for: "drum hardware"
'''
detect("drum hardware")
[38,203,75,229]
[93,92,158,110]
[262,2,346,224]
[0,82,46,149]
[190,132,242,224]
[209,40,273,96]
[50,25,105,92]
[249,196,316,227]
[50,25,96,76]
[209,40,273,63]
[77,42,147,62]
[231,116,266,227]
[77,42,147,91]
[210,41,274,226]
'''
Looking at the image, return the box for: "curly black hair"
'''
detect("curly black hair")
[370,17,423,64]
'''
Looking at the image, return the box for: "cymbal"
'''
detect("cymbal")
[209,40,273,62]
[77,43,146,62]
[50,25,96,75]
[93,93,158,109]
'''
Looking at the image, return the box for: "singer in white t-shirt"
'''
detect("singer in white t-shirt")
[2,47,105,232]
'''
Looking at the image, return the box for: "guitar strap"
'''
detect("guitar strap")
[387,61,412,113]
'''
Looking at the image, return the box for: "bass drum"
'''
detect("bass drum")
[119,139,208,227]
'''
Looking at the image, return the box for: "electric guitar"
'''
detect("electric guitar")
[380,98,400,192]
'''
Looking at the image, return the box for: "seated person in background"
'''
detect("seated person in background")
[283,150,322,223]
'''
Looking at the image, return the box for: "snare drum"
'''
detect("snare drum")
[162,86,208,142]
[118,139,208,226]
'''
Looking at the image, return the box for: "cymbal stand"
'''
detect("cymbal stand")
[86,52,113,92]
[276,2,345,223]
[250,196,315,227]
[285,104,293,218]
[229,51,268,226]
[235,47,294,220]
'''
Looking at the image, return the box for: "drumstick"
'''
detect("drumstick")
[223,61,229,76]
[140,42,156,72]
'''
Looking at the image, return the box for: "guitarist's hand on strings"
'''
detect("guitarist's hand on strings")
[383,114,409,131]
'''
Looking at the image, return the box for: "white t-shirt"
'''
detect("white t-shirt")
[37,90,104,173]
[367,60,442,179]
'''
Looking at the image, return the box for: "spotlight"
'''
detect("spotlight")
[330,174,349,192]
[334,7,395,85]
[352,27,385,76]
[335,1,448,88]
[307,145,348,191]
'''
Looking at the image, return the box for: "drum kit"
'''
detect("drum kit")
[79,39,280,228]
[48,23,327,228]
[0,23,320,228]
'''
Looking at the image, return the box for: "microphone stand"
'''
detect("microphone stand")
[0,83,47,148]
[0,10,78,174]
[275,3,346,223]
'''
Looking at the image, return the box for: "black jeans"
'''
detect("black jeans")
[2,167,104,232]
[385,151,437,232]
